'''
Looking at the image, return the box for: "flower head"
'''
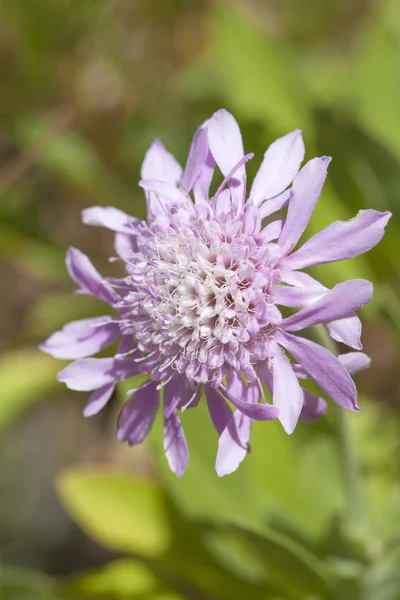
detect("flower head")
[41,110,390,476]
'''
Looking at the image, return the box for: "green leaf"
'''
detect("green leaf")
[304,183,376,287]
[13,115,133,205]
[248,420,346,537]
[57,469,171,557]
[350,402,400,541]
[151,401,264,528]
[28,292,110,337]
[0,349,60,432]
[365,542,400,600]
[156,511,275,600]
[0,567,57,600]
[13,115,107,192]
[231,524,334,600]
[152,402,344,539]
[339,0,400,161]
[0,225,65,283]
[209,4,313,135]
[61,558,160,599]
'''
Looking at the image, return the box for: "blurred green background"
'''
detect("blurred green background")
[0,0,400,598]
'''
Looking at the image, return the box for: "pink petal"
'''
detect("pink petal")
[40,317,120,360]
[271,343,303,434]
[277,331,358,411]
[284,210,391,270]
[281,279,372,332]
[117,381,159,445]
[66,247,119,305]
[278,156,331,255]
[164,411,188,477]
[250,129,305,205]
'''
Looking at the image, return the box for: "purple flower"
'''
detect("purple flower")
[41,109,390,477]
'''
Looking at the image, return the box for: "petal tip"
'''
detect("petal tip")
[281,421,296,435]
[81,206,94,223]
[38,342,50,355]
[83,406,95,418]
[211,108,230,121]
[56,369,67,384]
[215,463,231,478]
[116,427,125,442]
[173,465,187,478]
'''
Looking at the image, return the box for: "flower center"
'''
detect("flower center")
[120,206,282,387]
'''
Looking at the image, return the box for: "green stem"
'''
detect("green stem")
[314,325,365,529]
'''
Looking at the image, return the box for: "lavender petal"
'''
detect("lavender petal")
[278,156,331,254]
[164,411,189,477]
[339,352,371,374]
[216,411,252,477]
[208,109,245,182]
[140,139,182,185]
[58,357,116,391]
[66,247,120,305]
[181,125,209,192]
[259,188,290,219]
[206,386,232,434]
[250,129,305,205]
[327,315,363,350]
[164,378,186,418]
[84,383,115,417]
[271,343,304,434]
[40,317,120,360]
[281,279,372,332]
[300,392,327,423]
[277,331,358,411]
[222,374,278,421]
[82,206,140,234]
[117,381,159,445]
[284,210,391,270]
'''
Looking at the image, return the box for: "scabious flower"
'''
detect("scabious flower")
[41,110,390,476]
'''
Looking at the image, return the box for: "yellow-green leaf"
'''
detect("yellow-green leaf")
[0,349,60,431]
[61,558,159,599]
[57,470,171,557]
